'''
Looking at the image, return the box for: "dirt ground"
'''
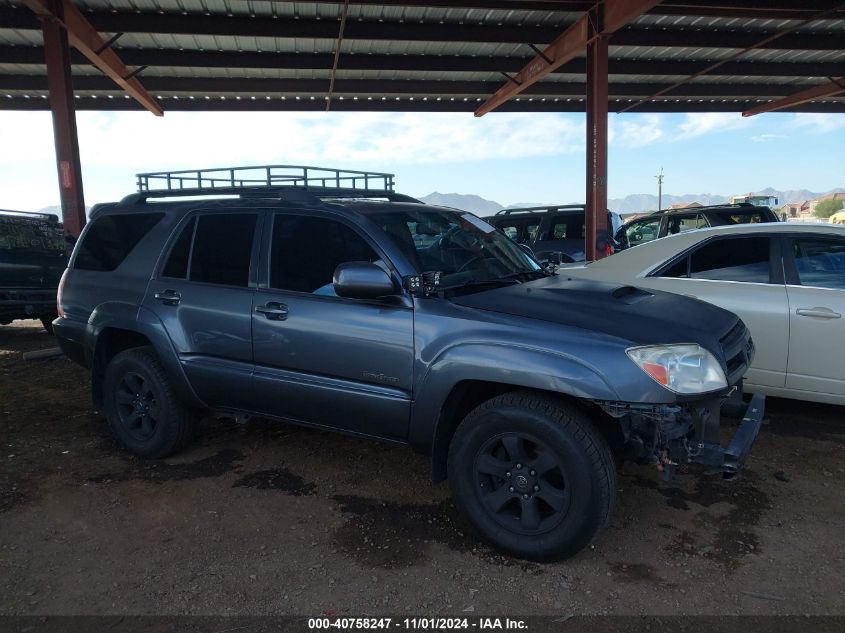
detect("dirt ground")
[0,320,843,617]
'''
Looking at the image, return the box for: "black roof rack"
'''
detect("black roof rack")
[123,165,420,205]
[495,204,585,216]
[653,202,756,214]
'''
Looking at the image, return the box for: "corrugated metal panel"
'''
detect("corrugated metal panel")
[2,1,844,113]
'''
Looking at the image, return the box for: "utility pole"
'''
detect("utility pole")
[655,167,664,211]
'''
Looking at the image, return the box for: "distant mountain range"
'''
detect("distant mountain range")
[29,186,845,218]
[421,187,845,216]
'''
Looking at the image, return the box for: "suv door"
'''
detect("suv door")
[783,235,845,398]
[251,212,413,439]
[145,211,261,410]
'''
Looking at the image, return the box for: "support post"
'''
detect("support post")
[585,7,609,262]
[41,0,85,249]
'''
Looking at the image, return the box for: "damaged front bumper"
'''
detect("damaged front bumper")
[688,393,765,477]
[597,390,765,479]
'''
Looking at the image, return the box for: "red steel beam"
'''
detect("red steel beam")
[585,13,609,261]
[24,0,162,116]
[41,0,86,245]
[743,77,845,117]
[474,0,662,117]
[619,1,845,113]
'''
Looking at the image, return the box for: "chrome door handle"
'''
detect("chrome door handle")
[796,307,841,319]
[255,302,289,320]
[154,289,181,305]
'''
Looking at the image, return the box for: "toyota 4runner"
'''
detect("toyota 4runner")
[53,165,763,561]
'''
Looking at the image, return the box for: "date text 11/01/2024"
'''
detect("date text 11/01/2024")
[307,617,528,630]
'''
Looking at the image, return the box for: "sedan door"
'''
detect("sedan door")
[642,235,789,390]
[784,235,845,398]
[251,212,414,440]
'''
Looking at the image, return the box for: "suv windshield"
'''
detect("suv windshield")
[368,208,543,290]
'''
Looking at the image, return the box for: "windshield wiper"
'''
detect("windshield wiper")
[501,269,553,281]
[443,278,521,291]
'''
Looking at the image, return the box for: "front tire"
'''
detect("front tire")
[103,346,196,458]
[447,391,616,561]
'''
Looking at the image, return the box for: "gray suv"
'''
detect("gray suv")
[54,165,763,561]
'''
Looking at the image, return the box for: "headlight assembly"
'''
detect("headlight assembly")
[626,344,727,394]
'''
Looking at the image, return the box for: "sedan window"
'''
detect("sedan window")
[657,237,771,282]
[688,237,771,282]
[793,238,845,290]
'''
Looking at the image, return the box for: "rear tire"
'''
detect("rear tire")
[447,390,616,561]
[103,346,196,458]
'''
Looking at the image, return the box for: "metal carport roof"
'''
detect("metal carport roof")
[2,0,845,114]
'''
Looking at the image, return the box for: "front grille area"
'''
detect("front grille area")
[720,320,752,385]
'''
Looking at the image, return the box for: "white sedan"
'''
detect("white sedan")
[561,223,845,405]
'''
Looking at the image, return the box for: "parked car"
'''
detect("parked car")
[0,209,66,332]
[485,205,624,262]
[617,203,779,249]
[561,222,845,406]
[53,165,761,561]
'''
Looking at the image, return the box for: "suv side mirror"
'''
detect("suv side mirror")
[333,262,396,299]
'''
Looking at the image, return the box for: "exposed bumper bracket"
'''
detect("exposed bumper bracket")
[689,393,765,477]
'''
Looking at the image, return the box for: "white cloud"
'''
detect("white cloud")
[66,110,586,169]
[790,113,845,133]
[675,112,751,140]
[750,133,788,143]
[610,114,664,147]
[0,110,588,209]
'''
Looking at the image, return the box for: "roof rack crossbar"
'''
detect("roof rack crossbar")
[136,165,396,195]
[496,204,586,215]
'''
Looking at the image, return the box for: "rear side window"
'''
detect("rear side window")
[550,216,584,239]
[189,214,257,287]
[75,213,163,271]
[719,211,772,225]
[161,217,196,279]
[792,238,845,290]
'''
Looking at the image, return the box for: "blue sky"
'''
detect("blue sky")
[0,109,843,211]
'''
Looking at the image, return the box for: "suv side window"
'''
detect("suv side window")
[550,216,585,240]
[75,213,164,271]
[496,219,540,243]
[498,222,520,241]
[189,214,257,287]
[666,214,706,235]
[675,237,771,282]
[792,237,845,290]
[162,217,196,279]
[624,217,660,245]
[270,215,380,294]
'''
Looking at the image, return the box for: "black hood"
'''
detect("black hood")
[450,275,739,350]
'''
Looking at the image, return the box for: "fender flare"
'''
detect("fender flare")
[86,302,205,410]
[409,341,620,454]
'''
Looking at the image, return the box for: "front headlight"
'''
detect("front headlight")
[626,344,727,394]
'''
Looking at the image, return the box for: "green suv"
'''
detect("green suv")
[0,210,66,332]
